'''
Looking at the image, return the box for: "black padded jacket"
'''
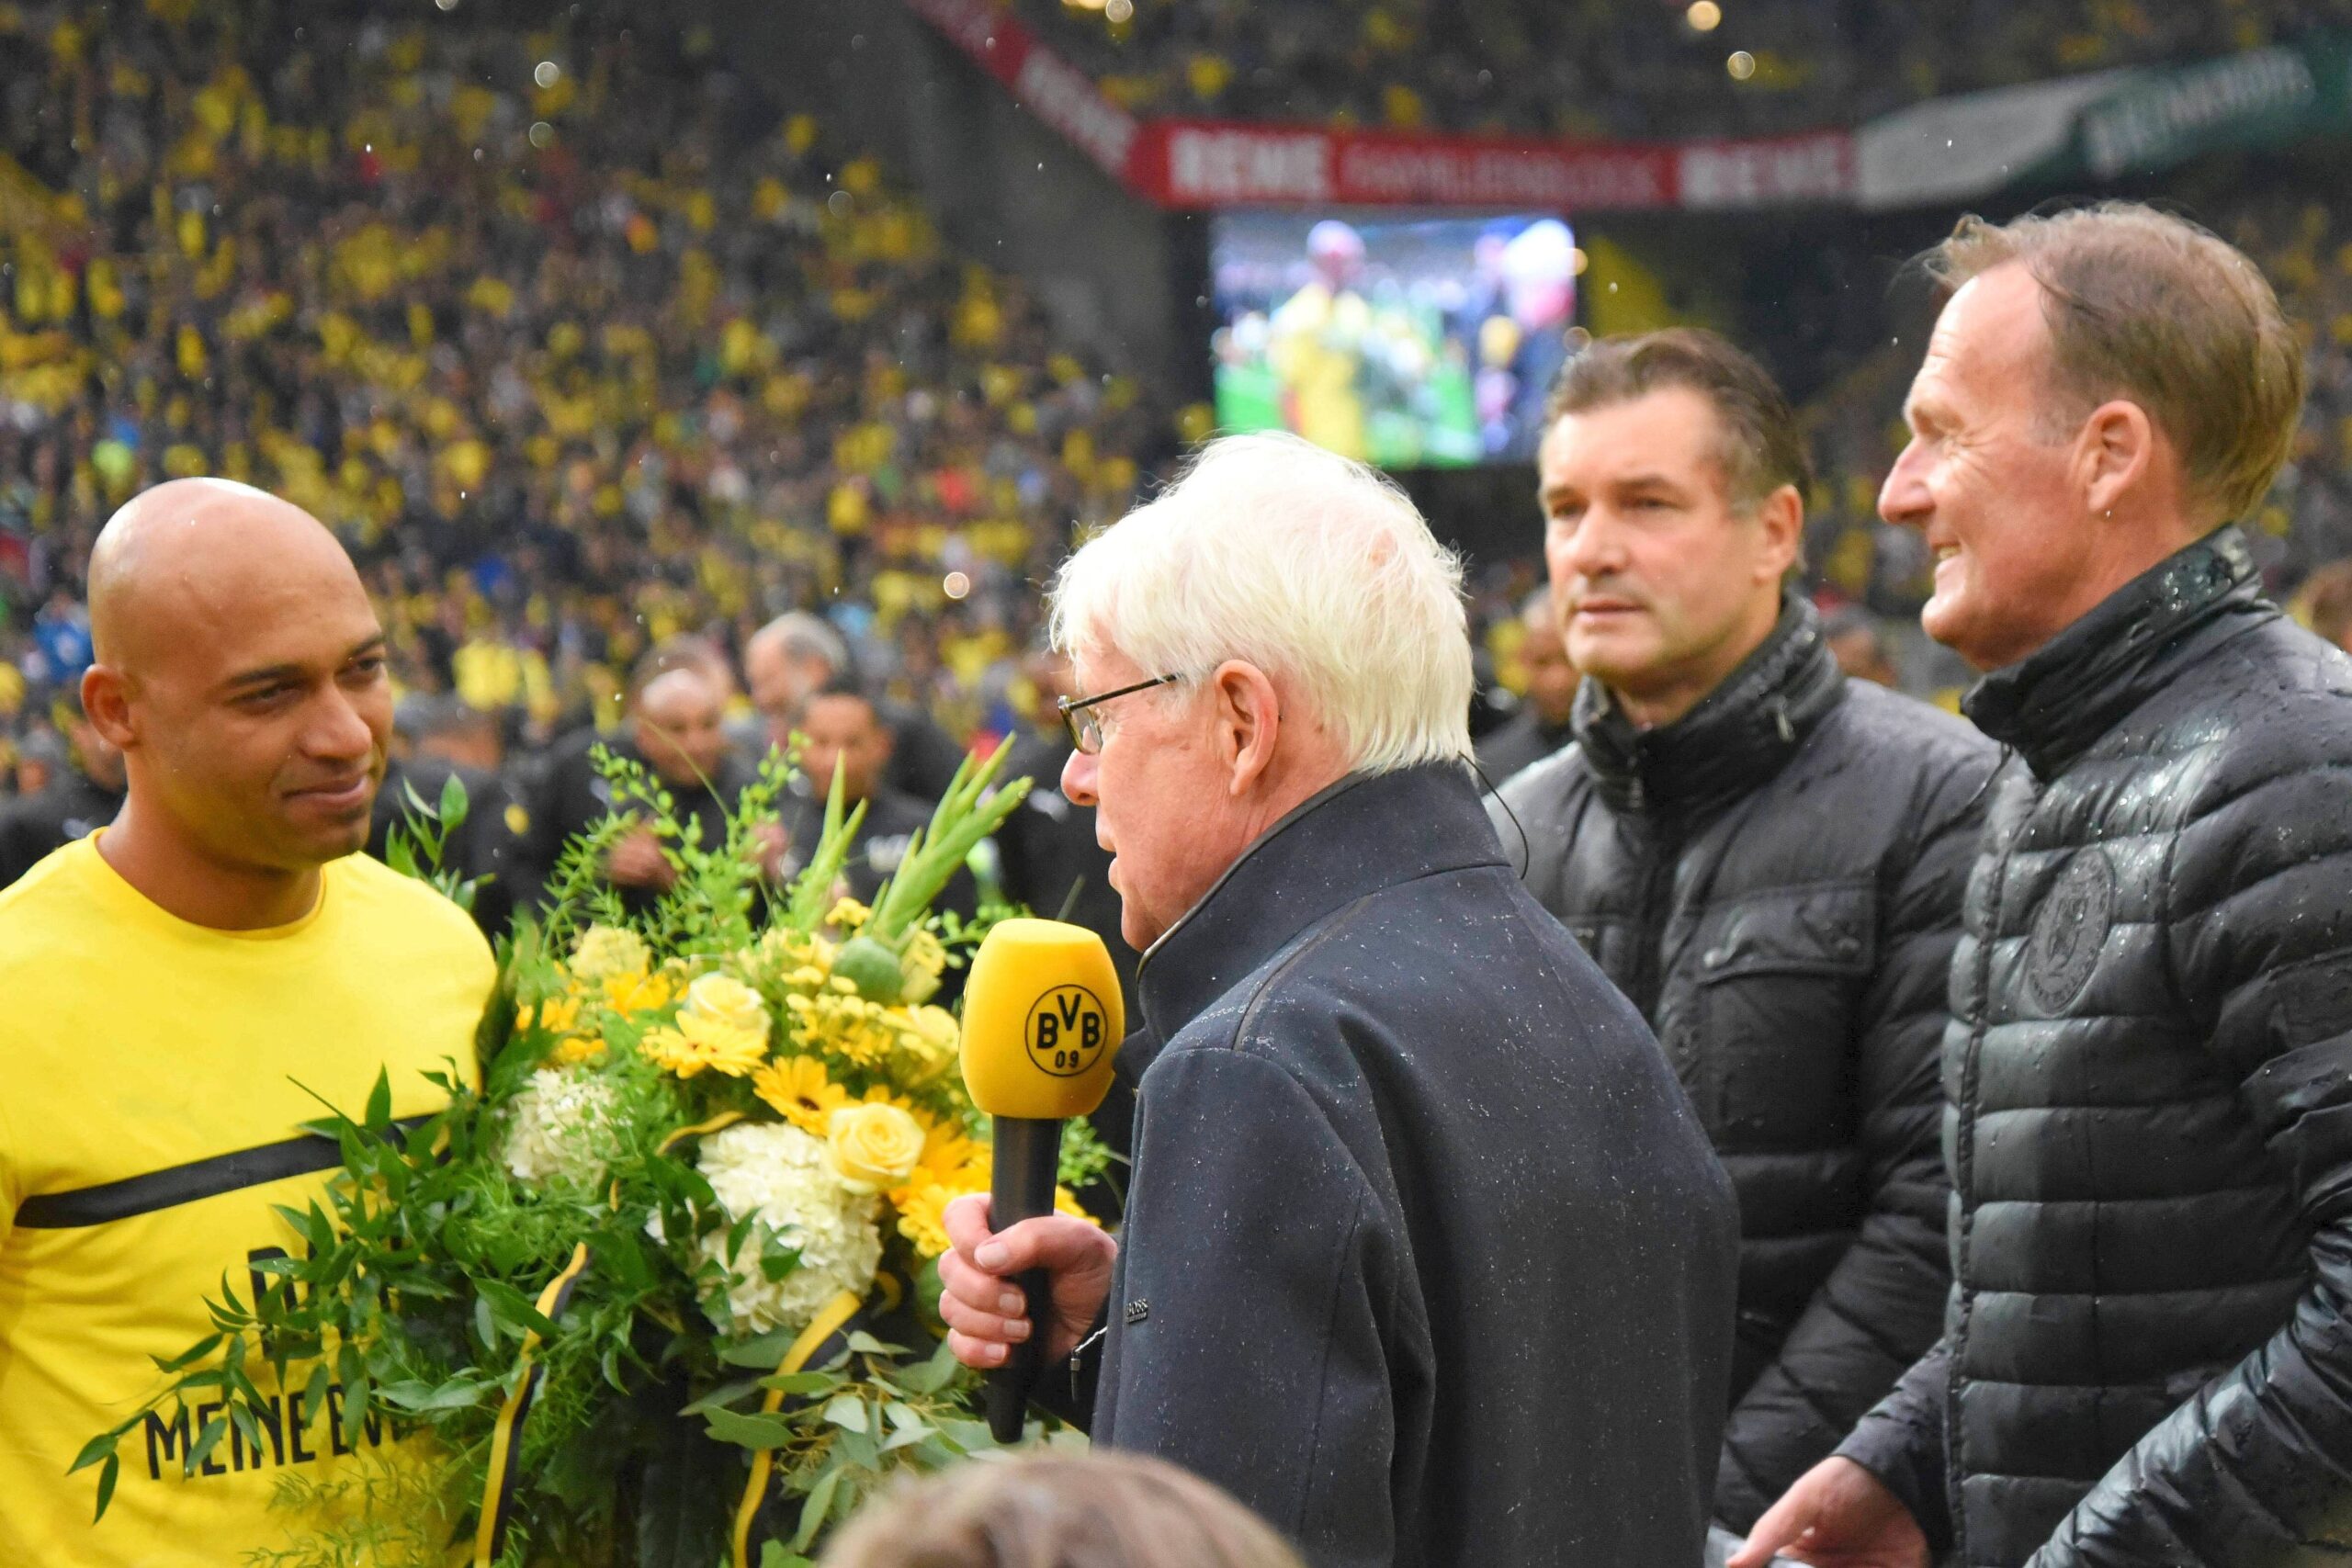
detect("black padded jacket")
[1838,526,2352,1567]
[1493,598,1996,1529]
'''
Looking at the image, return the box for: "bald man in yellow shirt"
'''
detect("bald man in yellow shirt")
[0,479,494,1563]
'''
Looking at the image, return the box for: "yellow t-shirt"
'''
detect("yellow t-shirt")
[0,838,495,1565]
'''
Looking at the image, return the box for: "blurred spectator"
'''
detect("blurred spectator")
[745,611,965,803]
[1475,587,1577,784]
[1822,604,1901,687]
[775,674,977,921]
[0,686,122,885]
[820,1450,1305,1568]
[369,693,537,934]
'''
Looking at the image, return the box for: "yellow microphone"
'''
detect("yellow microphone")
[959,917,1125,1440]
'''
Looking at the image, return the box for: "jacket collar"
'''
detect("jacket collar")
[1132,762,1504,1054]
[1962,525,2269,781]
[1574,594,1844,818]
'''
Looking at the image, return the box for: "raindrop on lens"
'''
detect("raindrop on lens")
[529,120,553,149]
[534,61,561,89]
[1726,50,1757,80]
[943,571,972,601]
[828,189,853,216]
[1106,0,1135,20]
[1687,1,1723,31]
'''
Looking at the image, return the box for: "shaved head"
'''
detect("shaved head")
[633,666,729,789]
[83,479,391,924]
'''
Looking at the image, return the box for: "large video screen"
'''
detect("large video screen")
[1209,212,1577,468]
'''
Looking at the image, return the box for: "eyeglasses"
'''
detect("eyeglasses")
[1059,673,1182,755]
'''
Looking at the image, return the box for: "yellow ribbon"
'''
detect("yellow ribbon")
[729,1271,905,1568]
[473,1241,593,1567]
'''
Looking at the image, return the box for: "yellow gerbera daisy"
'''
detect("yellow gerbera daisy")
[751,1054,851,1134]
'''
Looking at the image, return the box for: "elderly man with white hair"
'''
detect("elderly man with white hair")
[939,433,1740,1566]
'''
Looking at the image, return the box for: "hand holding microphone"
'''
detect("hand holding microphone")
[942,918,1125,1440]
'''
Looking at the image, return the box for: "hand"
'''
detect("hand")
[937,1193,1117,1370]
[606,828,676,891]
[1731,1458,1929,1568]
[751,820,790,883]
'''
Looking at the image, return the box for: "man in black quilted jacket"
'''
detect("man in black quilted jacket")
[1738,203,2352,1568]
[1491,330,1997,1539]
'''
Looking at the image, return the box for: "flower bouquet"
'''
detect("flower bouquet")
[76,744,1113,1567]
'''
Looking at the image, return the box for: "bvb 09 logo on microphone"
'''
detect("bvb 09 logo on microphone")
[1025,985,1110,1077]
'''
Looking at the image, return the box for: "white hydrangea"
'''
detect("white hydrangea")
[501,1067,625,1190]
[693,1122,883,1336]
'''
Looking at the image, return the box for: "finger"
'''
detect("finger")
[945,1328,1009,1370]
[935,1289,1031,1345]
[971,1213,1103,1275]
[942,1193,996,1260]
[1726,1501,1807,1568]
[936,1249,1030,1317]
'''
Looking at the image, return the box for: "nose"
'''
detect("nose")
[1554,512,1624,586]
[1061,746,1100,808]
[1879,439,1932,529]
[306,687,378,766]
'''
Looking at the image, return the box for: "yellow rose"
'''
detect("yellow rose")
[827,1102,925,1193]
[571,924,650,983]
[680,974,771,1049]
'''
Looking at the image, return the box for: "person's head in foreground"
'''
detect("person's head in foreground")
[79,476,390,928]
[820,1451,1305,1568]
[1049,431,1474,949]
[1879,199,2301,670]
[1537,326,1809,729]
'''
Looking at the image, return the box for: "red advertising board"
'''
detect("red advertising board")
[904,0,1854,212]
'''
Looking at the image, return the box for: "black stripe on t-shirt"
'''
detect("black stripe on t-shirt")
[12,1117,433,1229]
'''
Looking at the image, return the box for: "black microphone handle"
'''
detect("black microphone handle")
[986,1115,1064,1443]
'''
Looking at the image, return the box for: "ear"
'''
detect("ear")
[1206,660,1283,796]
[2075,400,2156,521]
[82,664,136,750]
[1753,483,1804,582]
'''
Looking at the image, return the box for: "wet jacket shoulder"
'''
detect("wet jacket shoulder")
[1493,601,1996,1530]
[1838,526,2352,1568]
[1098,763,1738,1568]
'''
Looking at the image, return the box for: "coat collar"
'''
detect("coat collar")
[1962,525,2270,781]
[1574,594,1844,818]
[1132,762,1504,1054]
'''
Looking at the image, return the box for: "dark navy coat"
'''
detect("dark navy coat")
[1084,762,1740,1567]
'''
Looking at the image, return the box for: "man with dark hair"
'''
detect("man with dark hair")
[0,687,125,886]
[744,612,965,804]
[1494,328,1998,1543]
[1740,202,2352,1568]
[775,675,975,919]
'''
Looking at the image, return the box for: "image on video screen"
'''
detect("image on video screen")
[1210,211,1577,468]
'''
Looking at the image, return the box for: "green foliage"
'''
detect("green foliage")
[77,743,1057,1566]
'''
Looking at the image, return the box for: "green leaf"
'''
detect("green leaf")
[757,1244,803,1283]
[716,1326,804,1369]
[752,1371,835,1398]
[375,1378,485,1413]
[364,1069,392,1133]
[91,1453,119,1522]
[790,1468,842,1553]
[68,1427,123,1475]
[699,1406,796,1450]
[184,1416,228,1478]
[150,1332,226,1375]
[821,1393,867,1434]
[760,1544,816,1568]
[843,1330,903,1357]
[437,770,470,833]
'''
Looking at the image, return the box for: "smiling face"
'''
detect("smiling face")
[1881,265,2098,670]
[92,501,393,873]
[1538,386,1797,727]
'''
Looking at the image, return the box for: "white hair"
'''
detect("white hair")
[1048,432,1474,774]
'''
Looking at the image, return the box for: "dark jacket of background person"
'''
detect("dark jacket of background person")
[1494,598,1995,1531]
[368,752,539,938]
[1837,526,2352,1568]
[0,764,121,886]
[1075,762,1739,1568]
[1470,702,1573,785]
[773,775,978,925]
[529,727,752,907]
[992,731,1136,998]
[876,697,967,805]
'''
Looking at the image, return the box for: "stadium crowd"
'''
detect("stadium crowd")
[0,0,1166,852]
[1016,0,2352,139]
